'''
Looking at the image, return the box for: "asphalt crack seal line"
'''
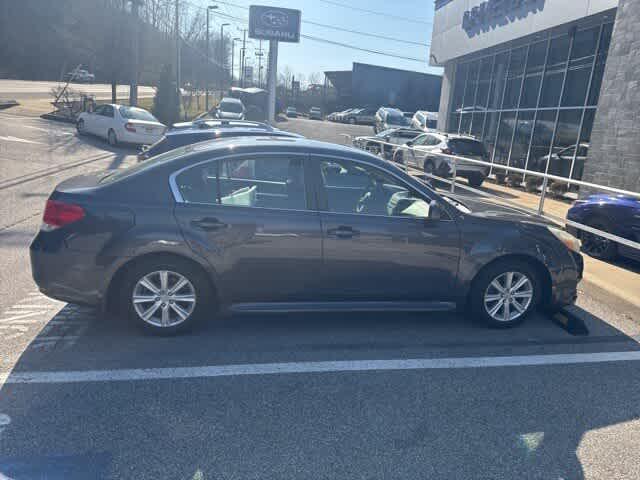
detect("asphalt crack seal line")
[3,351,640,385]
[0,152,115,190]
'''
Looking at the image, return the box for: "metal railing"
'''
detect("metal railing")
[347,134,640,253]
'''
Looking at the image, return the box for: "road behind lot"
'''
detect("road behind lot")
[0,79,156,100]
[1,113,640,479]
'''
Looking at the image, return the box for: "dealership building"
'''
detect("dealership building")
[430,0,639,192]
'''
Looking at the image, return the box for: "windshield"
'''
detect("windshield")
[219,101,243,113]
[119,106,159,122]
[387,112,410,126]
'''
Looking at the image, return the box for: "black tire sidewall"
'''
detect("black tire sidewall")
[470,260,541,328]
[468,174,484,188]
[581,221,617,260]
[77,120,84,134]
[108,129,117,146]
[120,258,212,335]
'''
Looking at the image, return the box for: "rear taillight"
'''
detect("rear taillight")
[125,123,137,132]
[42,200,85,231]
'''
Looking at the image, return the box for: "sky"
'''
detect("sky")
[199,0,443,81]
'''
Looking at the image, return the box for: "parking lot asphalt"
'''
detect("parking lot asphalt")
[1,113,640,479]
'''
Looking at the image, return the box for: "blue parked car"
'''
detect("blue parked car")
[567,194,640,261]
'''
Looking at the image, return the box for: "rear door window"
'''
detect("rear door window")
[175,156,308,210]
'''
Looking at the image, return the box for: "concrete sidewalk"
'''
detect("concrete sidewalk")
[479,179,640,310]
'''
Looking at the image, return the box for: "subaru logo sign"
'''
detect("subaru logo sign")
[249,5,301,43]
[261,10,288,28]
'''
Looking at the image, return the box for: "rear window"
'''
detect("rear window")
[119,106,158,122]
[220,101,243,113]
[100,146,190,184]
[387,112,410,126]
[448,139,487,156]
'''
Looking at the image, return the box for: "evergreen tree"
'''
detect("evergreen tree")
[153,64,180,126]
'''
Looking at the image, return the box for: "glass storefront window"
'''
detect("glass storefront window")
[503,46,527,109]
[510,111,535,169]
[529,110,557,173]
[449,18,613,182]
[487,52,509,110]
[471,112,485,138]
[588,23,613,106]
[540,35,570,108]
[494,112,515,166]
[562,26,600,106]
[520,40,547,108]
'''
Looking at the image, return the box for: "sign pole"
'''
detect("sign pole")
[267,39,278,124]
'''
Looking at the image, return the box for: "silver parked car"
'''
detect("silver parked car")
[398,133,490,188]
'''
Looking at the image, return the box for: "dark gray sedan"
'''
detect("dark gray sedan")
[30,137,583,334]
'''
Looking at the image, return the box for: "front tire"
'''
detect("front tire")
[121,257,213,335]
[580,220,618,260]
[76,119,85,135]
[469,260,540,328]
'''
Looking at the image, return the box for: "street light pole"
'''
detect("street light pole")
[205,5,218,112]
[219,23,229,96]
[255,39,264,88]
[231,37,240,86]
[240,28,247,87]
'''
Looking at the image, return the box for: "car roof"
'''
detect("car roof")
[166,126,299,138]
[170,136,386,166]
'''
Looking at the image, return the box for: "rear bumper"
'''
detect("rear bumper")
[119,130,163,146]
[30,233,109,307]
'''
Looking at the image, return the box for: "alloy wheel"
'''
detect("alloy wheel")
[483,271,533,323]
[132,270,196,328]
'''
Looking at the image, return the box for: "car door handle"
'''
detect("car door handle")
[191,218,228,231]
[327,226,360,239]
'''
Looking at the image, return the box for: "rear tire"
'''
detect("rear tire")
[469,260,541,328]
[107,129,118,146]
[467,173,484,188]
[120,257,213,335]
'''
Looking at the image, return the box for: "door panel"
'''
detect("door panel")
[173,154,323,303]
[312,156,461,301]
[175,204,323,302]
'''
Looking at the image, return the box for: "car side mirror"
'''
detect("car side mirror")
[406,141,414,147]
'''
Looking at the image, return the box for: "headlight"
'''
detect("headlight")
[547,226,581,253]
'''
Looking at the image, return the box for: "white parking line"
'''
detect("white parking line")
[0,135,44,144]
[3,351,640,385]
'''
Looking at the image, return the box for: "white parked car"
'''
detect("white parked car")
[66,68,95,83]
[216,97,246,120]
[76,104,166,146]
[411,111,439,131]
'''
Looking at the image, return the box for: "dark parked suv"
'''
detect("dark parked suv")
[31,137,583,334]
[137,121,300,161]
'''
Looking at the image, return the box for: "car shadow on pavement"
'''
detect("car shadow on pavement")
[1,303,639,479]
